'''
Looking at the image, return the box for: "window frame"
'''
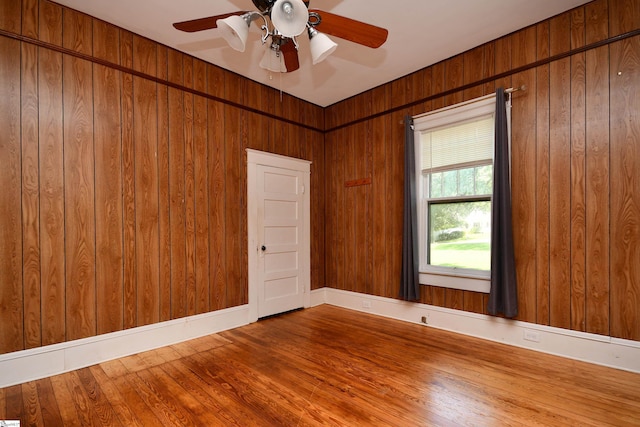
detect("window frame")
[413,94,510,293]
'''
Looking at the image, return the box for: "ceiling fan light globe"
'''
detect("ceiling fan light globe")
[218,14,250,52]
[259,47,287,72]
[310,32,337,65]
[271,0,308,37]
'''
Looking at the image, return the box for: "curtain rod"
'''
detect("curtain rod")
[506,85,527,94]
[405,85,526,124]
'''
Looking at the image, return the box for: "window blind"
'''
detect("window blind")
[420,115,494,171]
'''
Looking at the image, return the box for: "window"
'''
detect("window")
[413,94,510,293]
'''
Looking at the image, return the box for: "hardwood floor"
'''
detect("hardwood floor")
[1,305,639,426]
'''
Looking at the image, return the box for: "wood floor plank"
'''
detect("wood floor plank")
[184,351,306,426]
[49,374,82,426]
[118,349,168,373]
[61,370,111,426]
[21,382,44,426]
[0,386,5,419]
[208,336,452,426]
[75,368,122,426]
[3,385,23,422]
[188,349,345,426]
[154,360,248,426]
[97,359,130,380]
[170,332,232,358]
[168,357,270,426]
[110,374,164,426]
[142,365,228,426]
[227,324,515,426]
[35,378,64,426]
[88,365,145,427]
[2,305,640,426]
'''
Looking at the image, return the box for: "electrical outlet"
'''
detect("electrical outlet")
[362,300,372,309]
[523,329,541,342]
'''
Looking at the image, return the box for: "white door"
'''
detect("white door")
[257,165,305,318]
[246,149,311,322]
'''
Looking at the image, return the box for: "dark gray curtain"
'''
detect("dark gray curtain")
[400,115,420,301]
[487,88,518,317]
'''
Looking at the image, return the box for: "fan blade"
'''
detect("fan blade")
[173,11,247,33]
[280,41,300,72]
[309,9,388,48]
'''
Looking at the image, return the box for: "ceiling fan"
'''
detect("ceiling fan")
[172,0,388,73]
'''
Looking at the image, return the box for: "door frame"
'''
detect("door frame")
[246,149,311,323]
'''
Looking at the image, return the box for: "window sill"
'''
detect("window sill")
[419,271,490,293]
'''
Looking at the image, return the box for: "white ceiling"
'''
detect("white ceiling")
[55,0,590,107]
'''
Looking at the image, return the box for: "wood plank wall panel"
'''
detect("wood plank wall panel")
[547,12,572,330]
[93,19,124,334]
[309,130,326,291]
[21,0,37,37]
[38,35,65,346]
[609,35,640,340]
[193,60,210,315]
[62,8,97,341]
[584,0,610,336]
[156,46,172,322]
[323,132,335,288]
[133,65,160,328]
[371,115,388,297]
[183,55,197,317]
[119,30,137,330]
[510,26,537,324]
[182,55,196,315]
[0,37,23,354]
[223,106,243,307]
[194,93,210,315]
[535,21,551,326]
[0,0,20,33]
[207,98,227,310]
[323,0,640,341]
[609,0,640,36]
[168,49,187,320]
[386,111,404,300]
[344,125,357,293]
[584,43,610,335]
[494,35,512,94]
[325,129,346,291]
[511,27,537,321]
[20,0,40,339]
[38,1,60,47]
[21,41,41,349]
[570,7,588,332]
[0,0,324,355]
[237,109,250,306]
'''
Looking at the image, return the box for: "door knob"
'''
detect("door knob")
[261,245,266,251]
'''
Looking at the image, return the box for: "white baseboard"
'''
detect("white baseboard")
[0,305,250,388]
[319,288,640,374]
[310,287,328,307]
[2,289,638,388]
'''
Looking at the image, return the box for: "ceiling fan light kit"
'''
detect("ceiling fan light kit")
[270,0,308,37]
[173,0,388,73]
[308,26,337,65]
[260,45,287,72]
[218,13,253,52]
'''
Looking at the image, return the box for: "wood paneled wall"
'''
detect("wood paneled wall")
[1,0,638,356]
[0,0,325,354]
[324,0,640,341]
